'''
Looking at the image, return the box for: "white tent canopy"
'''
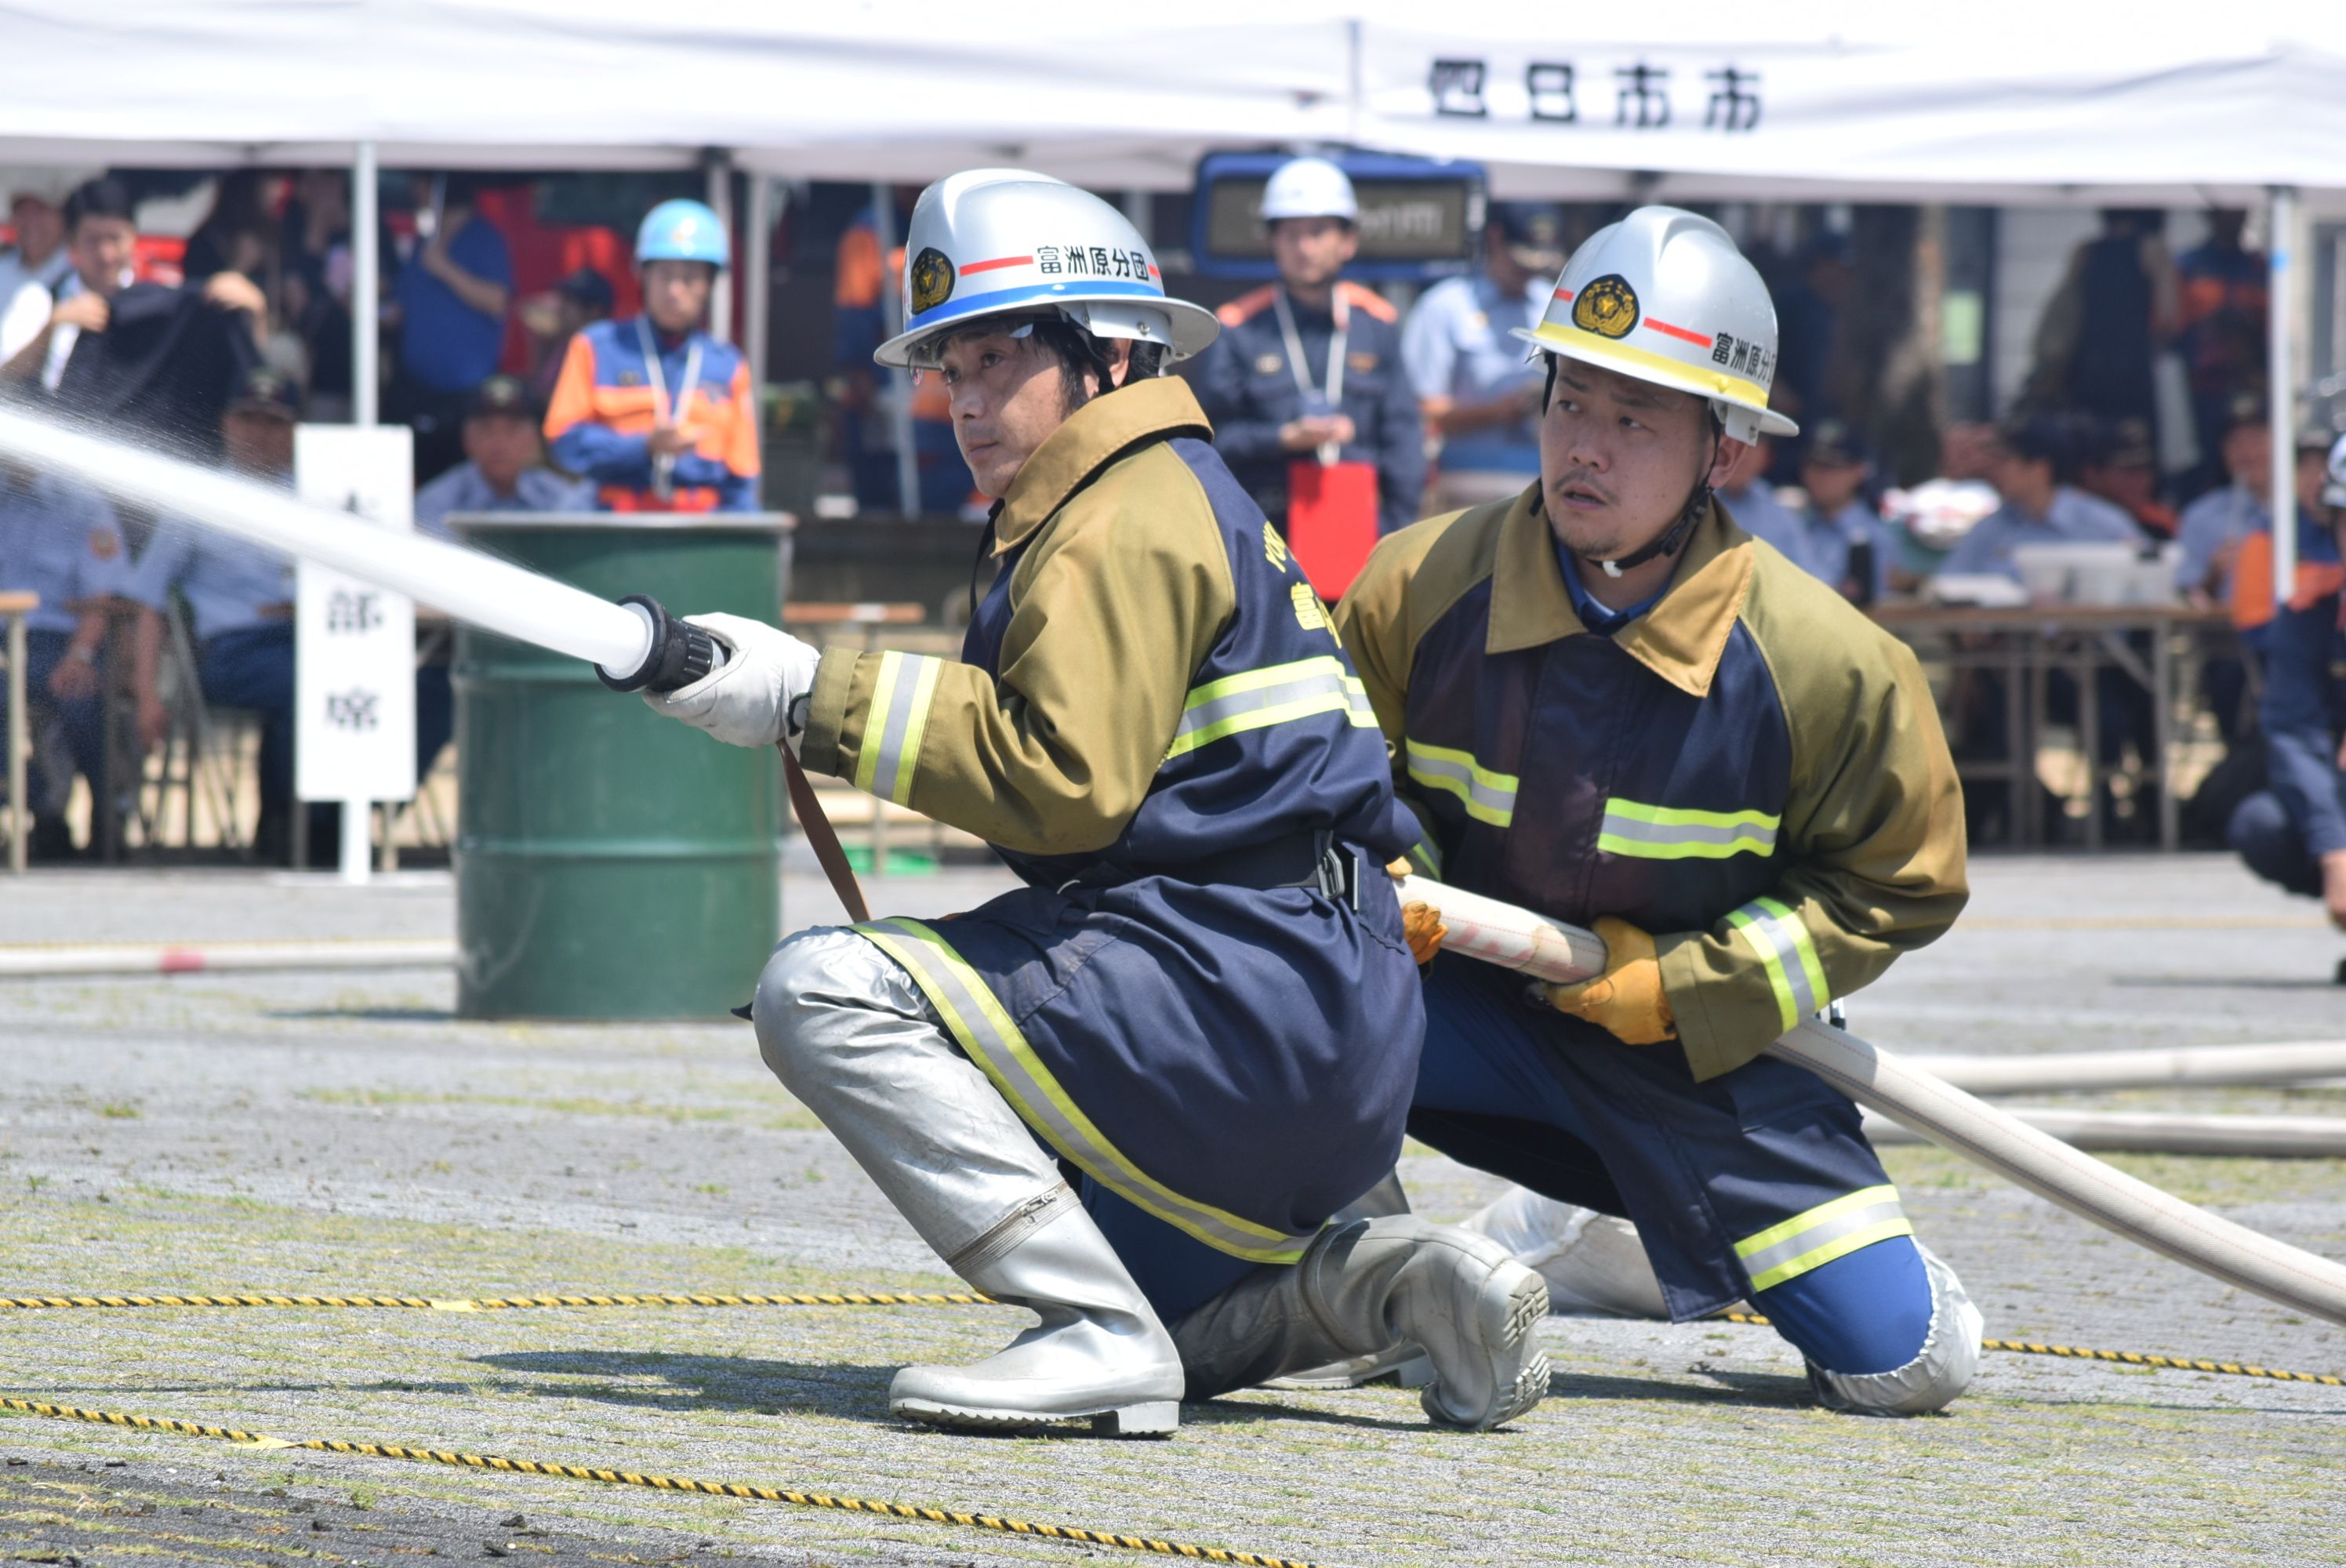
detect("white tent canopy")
[1351,16,2346,208]
[1,2,2342,204]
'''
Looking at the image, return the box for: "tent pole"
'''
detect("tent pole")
[353,142,378,429]
[744,174,772,394]
[706,154,734,346]
[2269,184,2297,606]
[343,140,381,884]
[871,181,920,516]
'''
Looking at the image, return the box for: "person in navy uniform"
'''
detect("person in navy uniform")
[1192,158,1424,539]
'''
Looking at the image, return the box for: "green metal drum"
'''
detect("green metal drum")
[451,512,791,1019]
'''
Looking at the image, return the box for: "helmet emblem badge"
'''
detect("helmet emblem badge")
[1572,274,1641,340]
[910,247,957,314]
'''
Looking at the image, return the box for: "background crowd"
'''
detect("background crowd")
[0,165,2340,925]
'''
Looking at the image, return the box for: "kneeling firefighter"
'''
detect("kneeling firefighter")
[638,170,1550,1436]
[1335,207,1985,1416]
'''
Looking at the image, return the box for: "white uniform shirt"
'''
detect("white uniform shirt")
[0,245,71,365]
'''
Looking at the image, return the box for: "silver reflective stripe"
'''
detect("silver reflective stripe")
[1403,740,1518,828]
[1596,804,1778,859]
[1734,1187,1912,1293]
[1727,895,1825,1029]
[855,652,942,805]
[855,917,1317,1263]
[1168,656,1370,758]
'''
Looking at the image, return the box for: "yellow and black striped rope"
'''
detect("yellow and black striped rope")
[0,1396,1320,1568]
[0,1290,992,1312]
[1975,1338,2343,1387]
[1717,1312,2342,1388]
[5,1287,2333,1388]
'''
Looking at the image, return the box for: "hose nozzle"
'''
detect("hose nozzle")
[596,593,719,694]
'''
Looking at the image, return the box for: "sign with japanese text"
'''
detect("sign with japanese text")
[293,426,416,805]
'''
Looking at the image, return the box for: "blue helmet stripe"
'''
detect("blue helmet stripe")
[909,278,1163,332]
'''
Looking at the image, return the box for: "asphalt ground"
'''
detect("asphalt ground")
[2,848,2343,1566]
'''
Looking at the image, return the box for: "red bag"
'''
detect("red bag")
[1286,459,1380,601]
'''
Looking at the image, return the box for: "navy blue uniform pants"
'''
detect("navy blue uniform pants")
[2,630,106,816]
[2228,789,2326,898]
[201,626,453,820]
[1411,956,1933,1376]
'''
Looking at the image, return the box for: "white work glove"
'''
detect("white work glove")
[642,612,821,752]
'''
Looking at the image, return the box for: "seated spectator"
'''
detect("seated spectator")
[2174,398,2331,614]
[1937,416,2146,580]
[1402,203,1562,511]
[524,267,613,405]
[1712,433,1827,579]
[2225,478,2346,957]
[387,173,513,482]
[2078,416,2177,539]
[0,460,132,859]
[125,368,451,864]
[414,375,592,539]
[124,368,305,860]
[0,176,77,366]
[2,177,265,459]
[1794,419,1891,602]
[1946,416,2161,843]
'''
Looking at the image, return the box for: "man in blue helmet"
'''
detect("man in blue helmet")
[544,199,759,512]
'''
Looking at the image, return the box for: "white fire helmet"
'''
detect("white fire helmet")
[1512,205,1799,445]
[874,169,1220,370]
[1259,156,1359,224]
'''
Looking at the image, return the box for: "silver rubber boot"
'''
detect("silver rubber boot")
[1464,1187,1680,1318]
[1172,1216,1551,1432]
[754,927,1182,1435]
[1807,1243,1983,1417]
[1264,1171,1434,1391]
[890,1193,1184,1434]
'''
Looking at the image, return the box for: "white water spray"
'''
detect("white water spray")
[0,405,653,674]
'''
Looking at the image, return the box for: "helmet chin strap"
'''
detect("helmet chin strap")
[1587,415,1723,579]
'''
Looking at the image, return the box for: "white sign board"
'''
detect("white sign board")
[294,425,417,806]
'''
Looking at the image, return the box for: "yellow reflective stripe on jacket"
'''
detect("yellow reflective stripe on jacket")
[852,651,945,806]
[1164,655,1375,760]
[1596,798,1780,861]
[1404,739,1519,827]
[852,917,1317,1264]
[1726,895,1829,1030]
[1734,1185,1912,1293]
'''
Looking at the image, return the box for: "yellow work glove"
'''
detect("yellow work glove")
[1387,859,1448,967]
[1541,916,1675,1045]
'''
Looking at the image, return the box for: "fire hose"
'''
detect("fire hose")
[1392,873,2346,1331]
